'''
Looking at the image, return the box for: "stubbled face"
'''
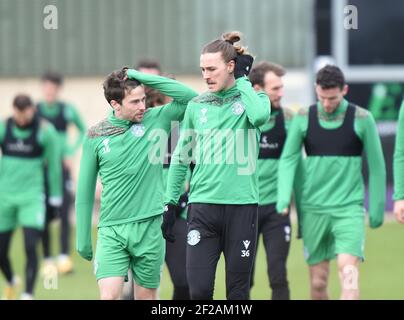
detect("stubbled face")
[13,106,36,127]
[262,71,284,109]
[112,86,146,122]
[42,80,61,104]
[200,52,235,93]
[315,84,348,114]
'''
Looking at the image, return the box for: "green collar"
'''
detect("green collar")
[317,99,348,120]
[39,101,61,116]
[212,83,238,99]
[11,123,32,139]
[107,111,133,128]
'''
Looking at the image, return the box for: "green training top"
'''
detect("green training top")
[0,119,62,201]
[394,103,404,200]
[276,99,386,228]
[165,77,270,205]
[37,102,86,158]
[75,69,197,260]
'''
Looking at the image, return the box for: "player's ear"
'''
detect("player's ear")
[253,84,262,92]
[342,84,349,96]
[227,59,235,74]
[110,100,121,112]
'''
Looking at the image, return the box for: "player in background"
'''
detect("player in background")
[38,71,86,275]
[0,94,61,299]
[277,65,386,300]
[248,61,303,299]
[393,102,404,223]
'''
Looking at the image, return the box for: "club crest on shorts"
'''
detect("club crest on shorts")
[131,124,145,137]
[231,101,245,115]
[187,229,201,246]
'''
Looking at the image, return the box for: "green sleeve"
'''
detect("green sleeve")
[292,154,304,237]
[282,112,304,235]
[359,114,386,228]
[65,104,86,156]
[394,104,404,200]
[236,77,270,127]
[127,69,198,121]
[75,136,99,261]
[276,113,306,212]
[40,124,62,201]
[0,121,5,143]
[165,106,195,204]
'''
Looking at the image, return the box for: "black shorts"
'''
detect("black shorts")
[186,203,258,273]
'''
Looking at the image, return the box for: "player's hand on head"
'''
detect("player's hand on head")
[122,66,129,81]
[234,54,254,79]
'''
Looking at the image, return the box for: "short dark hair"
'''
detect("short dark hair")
[41,71,63,86]
[316,65,345,89]
[103,67,142,105]
[249,61,286,87]
[136,59,162,73]
[13,94,34,111]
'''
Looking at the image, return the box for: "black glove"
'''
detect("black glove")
[161,204,177,242]
[48,204,61,220]
[234,54,254,79]
[176,192,189,216]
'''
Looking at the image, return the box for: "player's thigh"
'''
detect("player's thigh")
[302,213,334,265]
[0,197,17,233]
[95,226,130,281]
[98,276,125,300]
[129,216,165,289]
[332,214,365,261]
[18,196,46,231]
[134,283,158,300]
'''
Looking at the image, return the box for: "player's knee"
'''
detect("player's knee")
[270,279,289,291]
[135,288,157,300]
[100,290,120,300]
[0,254,8,265]
[173,286,190,300]
[311,276,327,292]
[227,288,249,300]
[268,266,288,287]
[190,285,214,300]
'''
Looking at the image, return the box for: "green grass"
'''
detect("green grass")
[1,221,404,300]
